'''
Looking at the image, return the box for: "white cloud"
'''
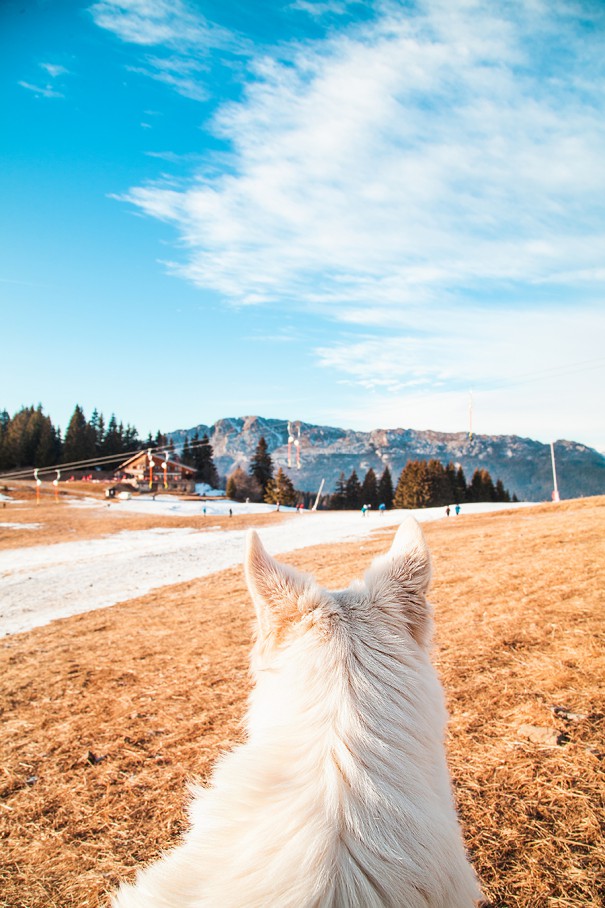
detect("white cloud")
[116,0,605,317]
[89,0,226,48]
[89,0,250,101]
[18,81,64,99]
[314,303,605,447]
[89,0,248,100]
[98,0,605,445]
[40,63,69,78]
[315,306,605,391]
[126,58,210,101]
[289,0,360,16]
[19,61,71,98]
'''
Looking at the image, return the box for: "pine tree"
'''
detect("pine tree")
[361,468,379,509]
[3,405,60,468]
[425,459,451,507]
[393,460,432,509]
[62,405,96,464]
[122,423,140,452]
[455,466,467,502]
[35,416,61,466]
[467,468,496,502]
[90,409,105,454]
[330,472,348,509]
[195,434,220,488]
[345,469,363,509]
[494,479,510,502]
[250,436,274,495]
[264,467,297,506]
[181,435,194,467]
[443,463,468,504]
[101,414,123,457]
[378,466,394,509]
[190,431,200,470]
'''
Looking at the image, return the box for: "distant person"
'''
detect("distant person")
[455,504,461,516]
[229,508,232,517]
[445,506,450,517]
[361,505,367,517]
[379,503,385,515]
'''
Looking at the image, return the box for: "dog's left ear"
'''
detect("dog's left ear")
[365,518,433,647]
[245,530,318,635]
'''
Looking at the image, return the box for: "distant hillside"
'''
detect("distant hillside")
[169,416,605,502]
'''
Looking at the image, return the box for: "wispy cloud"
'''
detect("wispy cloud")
[18,81,64,99]
[289,0,360,17]
[315,305,605,391]
[127,57,210,101]
[89,0,249,100]
[40,63,70,78]
[89,0,231,49]
[19,60,71,99]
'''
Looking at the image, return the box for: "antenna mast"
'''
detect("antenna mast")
[550,442,560,502]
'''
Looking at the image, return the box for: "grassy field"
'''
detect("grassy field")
[1,496,603,907]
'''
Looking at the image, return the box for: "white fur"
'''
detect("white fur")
[112,519,481,908]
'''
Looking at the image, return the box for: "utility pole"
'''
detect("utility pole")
[312,478,325,511]
[550,442,560,502]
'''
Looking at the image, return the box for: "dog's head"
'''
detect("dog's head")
[245,518,433,667]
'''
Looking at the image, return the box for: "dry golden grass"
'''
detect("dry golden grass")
[0,497,603,907]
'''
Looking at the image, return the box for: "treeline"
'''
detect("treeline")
[0,403,224,487]
[0,404,158,472]
[225,437,514,509]
[331,460,514,510]
[2,410,514,507]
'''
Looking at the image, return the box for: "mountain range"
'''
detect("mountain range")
[169,416,605,502]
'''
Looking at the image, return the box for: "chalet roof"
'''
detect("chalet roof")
[119,451,196,475]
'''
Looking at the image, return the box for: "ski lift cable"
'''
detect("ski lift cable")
[0,439,211,481]
[481,357,605,393]
[0,422,304,481]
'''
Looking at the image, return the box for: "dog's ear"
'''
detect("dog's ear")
[365,518,433,647]
[245,530,318,634]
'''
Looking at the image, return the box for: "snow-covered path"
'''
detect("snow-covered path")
[0,500,530,635]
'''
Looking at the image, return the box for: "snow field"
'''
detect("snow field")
[0,498,532,636]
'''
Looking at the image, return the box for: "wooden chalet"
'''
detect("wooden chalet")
[118,451,197,493]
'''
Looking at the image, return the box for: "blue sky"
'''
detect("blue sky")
[1,0,604,450]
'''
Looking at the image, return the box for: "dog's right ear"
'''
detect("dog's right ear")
[245,530,318,635]
[365,518,433,647]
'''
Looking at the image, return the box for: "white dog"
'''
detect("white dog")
[112,519,480,907]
